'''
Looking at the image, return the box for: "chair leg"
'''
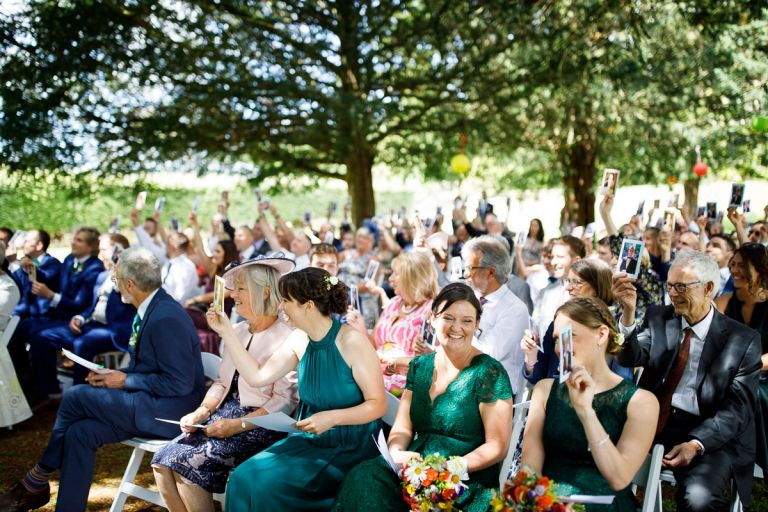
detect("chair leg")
[730,479,742,512]
[109,447,146,512]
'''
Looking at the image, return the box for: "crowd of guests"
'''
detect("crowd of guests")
[0,190,765,512]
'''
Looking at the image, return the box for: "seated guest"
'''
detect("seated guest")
[9,227,103,399]
[208,267,385,511]
[522,297,658,509]
[0,242,31,428]
[333,283,514,511]
[348,251,438,396]
[715,243,768,471]
[30,234,136,391]
[234,225,269,262]
[462,235,528,398]
[256,204,312,270]
[310,243,340,276]
[162,232,200,305]
[11,229,61,320]
[531,236,584,333]
[0,247,206,512]
[706,234,736,296]
[130,208,167,264]
[522,259,632,384]
[152,256,301,511]
[615,250,762,511]
[338,227,379,329]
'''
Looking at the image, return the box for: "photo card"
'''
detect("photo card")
[717,211,724,223]
[8,230,27,247]
[668,193,680,208]
[449,256,463,282]
[28,264,37,282]
[254,188,262,202]
[110,243,125,266]
[662,209,676,233]
[170,217,180,232]
[304,211,312,224]
[743,200,751,214]
[653,199,660,210]
[421,319,435,348]
[600,168,620,196]
[695,206,706,218]
[729,184,745,208]
[617,238,644,279]
[364,260,380,283]
[108,216,120,234]
[349,286,361,311]
[558,323,573,384]
[636,201,645,217]
[135,191,148,210]
[585,223,596,239]
[329,201,338,213]
[706,202,717,221]
[213,275,226,314]
[515,225,528,249]
[154,197,165,213]
[191,195,202,213]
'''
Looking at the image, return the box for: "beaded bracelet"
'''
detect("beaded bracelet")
[587,434,610,451]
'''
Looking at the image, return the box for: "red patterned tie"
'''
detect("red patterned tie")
[656,327,693,434]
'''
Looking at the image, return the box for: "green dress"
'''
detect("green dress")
[225,318,381,511]
[542,379,639,512]
[332,353,513,512]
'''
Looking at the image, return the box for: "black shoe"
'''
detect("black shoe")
[0,481,50,512]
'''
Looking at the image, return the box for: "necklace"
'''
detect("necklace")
[400,301,418,315]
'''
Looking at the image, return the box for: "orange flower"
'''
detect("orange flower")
[439,471,450,481]
[442,488,454,500]
[536,477,550,487]
[513,485,527,503]
[667,176,678,185]
[536,494,554,509]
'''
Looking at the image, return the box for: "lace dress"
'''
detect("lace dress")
[332,353,513,512]
[542,379,639,511]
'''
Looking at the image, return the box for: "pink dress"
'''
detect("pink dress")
[374,296,433,395]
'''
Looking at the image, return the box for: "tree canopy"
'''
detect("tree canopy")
[1,1,765,226]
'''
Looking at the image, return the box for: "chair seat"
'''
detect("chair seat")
[121,437,170,452]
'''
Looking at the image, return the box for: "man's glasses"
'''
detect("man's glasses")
[664,281,702,294]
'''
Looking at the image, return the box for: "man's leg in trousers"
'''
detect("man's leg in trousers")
[71,326,116,385]
[54,418,131,511]
[30,323,73,396]
[673,449,732,512]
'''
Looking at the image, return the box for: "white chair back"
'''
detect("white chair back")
[631,443,664,512]
[0,315,19,347]
[201,352,222,380]
[499,385,531,487]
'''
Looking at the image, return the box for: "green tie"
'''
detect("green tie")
[132,314,141,335]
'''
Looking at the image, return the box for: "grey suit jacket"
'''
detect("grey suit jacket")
[507,273,533,314]
[616,304,761,503]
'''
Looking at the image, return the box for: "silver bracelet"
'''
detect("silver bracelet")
[588,434,610,451]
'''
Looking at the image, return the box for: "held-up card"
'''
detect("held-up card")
[329,201,338,213]
[364,260,380,283]
[171,217,180,232]
[261,199,271,209]
[662,209,676,233]
[8,230,27,247]
[617,238,644,279]
[585,223,596,239]
[191,196,202,213]
[373,429,399,474]
[135,191,147,210]
[729,184,745,208]
[421,320,435,348]
[636,201,645,216]
[108,216,120,234]
[254,188,262,202]
[696,206,706,218]
[110,243,125,266]
[653,199,660,210]
[213,275,225,314]
[154,196,165,212]
[28,264,37,282]
[717,211,724,223]
[304,211,312,224]
[743,200,751,214]
[600,168,620,196]
[449,256,463,282]
[558,324,573,384]
[516,226,528,249]
[528,316,544,353]
[349,287,361,311]
[706,202,717,221]
[570,226,584,239]
[668,193,680,208]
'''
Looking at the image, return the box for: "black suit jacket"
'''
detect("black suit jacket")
[616,305,761,502]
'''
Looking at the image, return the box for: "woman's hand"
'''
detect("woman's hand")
[180,409,209,433]
[390,448,422,466]
[566,366,596,419]
[412,332,434,355]
[205,305,234,336]
[204,418,244,439]
[295,411,338,435]
[346,308,367,334]
[520,329,540,364]
[188,211,198,226]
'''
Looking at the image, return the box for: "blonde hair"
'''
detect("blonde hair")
[235,265,282,317]
[391,251,439,304]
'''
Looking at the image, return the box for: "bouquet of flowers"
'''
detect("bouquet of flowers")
[399,453,469,511]
[490,467,581,512]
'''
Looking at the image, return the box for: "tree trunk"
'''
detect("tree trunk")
[346,144,376,226]
[683,177,699,219]
[560,140,597,230]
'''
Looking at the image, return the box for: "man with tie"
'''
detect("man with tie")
[614,250,761,511]
[161,231,199,304]
[461,235,529,398]
[0,247,206,512]
[29,233,136,392]
[11,229,62,318]
[8,227,103,400]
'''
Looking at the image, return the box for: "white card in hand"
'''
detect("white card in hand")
[372,429,398,474]
[559,495,615,505]
[243,412,301,433]
[155,418,207,428]
[62,349,113,374]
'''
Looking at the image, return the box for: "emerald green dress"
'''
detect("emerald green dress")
[542,379,639,512]
[332,353,513,512]
[225,318,381,511]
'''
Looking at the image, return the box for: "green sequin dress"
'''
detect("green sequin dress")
[542,379,639,512]
[332,352,513,512]
[225,318,382,511]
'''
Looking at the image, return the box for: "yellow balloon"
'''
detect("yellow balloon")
[450,153,471,174]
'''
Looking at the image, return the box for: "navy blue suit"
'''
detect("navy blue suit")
[38,287,205,511]
[9,254,103,397]
[31,271,136,390]
[12,253,62,319]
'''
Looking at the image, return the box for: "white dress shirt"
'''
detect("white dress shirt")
[473,285,530,398]
[239,244,256,262]
[161,254,200,305]
[134,225,167,264]
[532,279,568,336]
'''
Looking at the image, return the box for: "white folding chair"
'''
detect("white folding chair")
[382,391,401,426]
[631,444,664,512]
[499,385,532,487]
[110,352,222,511]
[0,315,19,347]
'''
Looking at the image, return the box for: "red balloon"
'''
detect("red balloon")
[693,161,707,178]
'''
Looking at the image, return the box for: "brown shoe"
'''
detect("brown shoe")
[0,481,50,512]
